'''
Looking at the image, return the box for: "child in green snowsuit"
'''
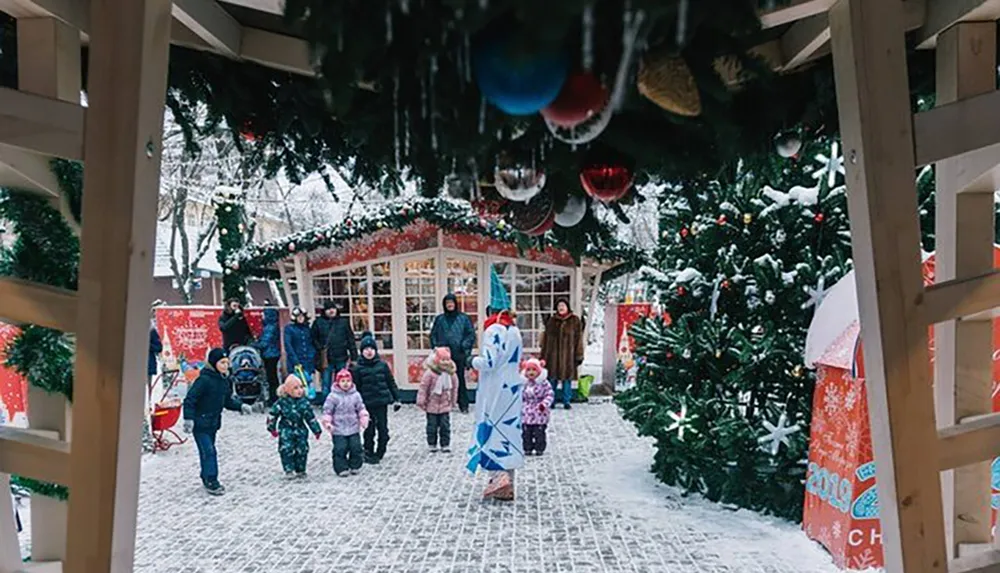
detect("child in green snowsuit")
[267,375,322,478]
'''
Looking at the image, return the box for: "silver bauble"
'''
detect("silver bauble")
[554,195,588,227]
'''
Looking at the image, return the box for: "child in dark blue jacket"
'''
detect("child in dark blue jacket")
[183,348,252,495]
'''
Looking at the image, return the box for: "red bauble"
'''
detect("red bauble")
[540,71,609,128]
[717,215,727,225]
[240,119,260,142]
[580,164,634,203]
[525,209,556,236]
[814,212,825,223]
[507,194,555,237]
[722,279,730,289]
[680,228,690,238]
[677,286,686,296]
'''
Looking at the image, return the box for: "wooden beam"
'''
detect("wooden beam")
[64,0,172,571]
[916,0,1000,49]
[0,87,85,161]
[951,549,1000,573]
[0,426,71,485]
[171,0,241,58]
[1,0,315,76]
[781,14,831,70]
[0,277,78,332]
[939,413,1000,470]
[932,22,997,556]
[829,0,947,571]
[914,90,1000,168]
[779,0,925,71]
[760,0,835,28]
[921,270,1000,324]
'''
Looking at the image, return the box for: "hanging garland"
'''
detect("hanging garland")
[0,158,81,501]
[227,196,646,284]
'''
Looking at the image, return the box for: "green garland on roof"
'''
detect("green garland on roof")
[0,158,81,501]
[227,197,646,284]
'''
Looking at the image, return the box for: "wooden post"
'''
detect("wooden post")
[932,22,997,559]
[829,0,947,571]
[15,15,81,564]
[64,0,172,571]
[292,253,311,311]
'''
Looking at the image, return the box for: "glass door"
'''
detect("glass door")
[443,254,482,387]
[402,256,438,385]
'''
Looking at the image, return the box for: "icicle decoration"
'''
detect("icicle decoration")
[479,0,488,9]
[676,0,690,47]
[582,2,594,70]
[399,0,409,14]
[463,33,472,83]
[709,278,721,320]
[430,55,438,152]
[610,9,645,111]
[404,109,411,157]
[393,70,401,171]
[478,96,487,134]
[386,3,393,45]
[337,23,344,52]
[421,75,428,119]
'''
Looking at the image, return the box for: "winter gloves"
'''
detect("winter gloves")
[360,410,371,430]
[241,404,253,415]
[393,402,402,412]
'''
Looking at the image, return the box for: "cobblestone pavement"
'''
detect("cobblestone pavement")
[24,402,841,573]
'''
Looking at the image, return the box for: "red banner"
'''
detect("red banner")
[0,323,27,427]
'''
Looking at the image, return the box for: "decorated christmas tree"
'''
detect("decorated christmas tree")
[616,139,853,520]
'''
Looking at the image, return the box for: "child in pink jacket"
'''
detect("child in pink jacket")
[416,347,458,453]
[521,358,554,456]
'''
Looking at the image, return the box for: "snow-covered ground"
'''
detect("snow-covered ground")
[19,403,842,572]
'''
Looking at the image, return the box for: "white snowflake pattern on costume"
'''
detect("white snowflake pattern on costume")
[823,386,842,417]
[844,383,859,411]
[852,549,878,569]
[832,521,842,540]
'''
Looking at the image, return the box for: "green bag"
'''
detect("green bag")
[577,375,594,400]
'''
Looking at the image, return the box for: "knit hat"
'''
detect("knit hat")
[323,300,339,312]
[360,331,378,352]
[291,306,309,319]
[334,368,354,389]
[522,357,545,378]
[206,347,227,370]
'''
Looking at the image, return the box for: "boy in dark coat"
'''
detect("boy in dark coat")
[255,308,282,405]
[430,293,476,413]
[311,301,357,404]
[183,348,252,495]
[219,298,252,350]
[351,332,400,464]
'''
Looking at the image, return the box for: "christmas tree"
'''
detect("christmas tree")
[617,139,853,520]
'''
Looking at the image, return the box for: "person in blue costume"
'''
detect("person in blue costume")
[467,267,524,501]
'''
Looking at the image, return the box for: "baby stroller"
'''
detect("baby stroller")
[229,345,268,412]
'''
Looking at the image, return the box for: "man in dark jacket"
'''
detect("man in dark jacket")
[430,293,476,413]
[311,300,357,404]
[219,298,252,350]
[255,308,282,405]
[351,332,400,464]
[182,348,252,495]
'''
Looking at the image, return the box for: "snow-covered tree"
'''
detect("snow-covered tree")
[617,140,853,520]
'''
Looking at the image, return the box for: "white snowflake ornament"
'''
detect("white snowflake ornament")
[801,275,829,310]
[667,403,699,441]
[757,413,801,455]
[812,141,846,187]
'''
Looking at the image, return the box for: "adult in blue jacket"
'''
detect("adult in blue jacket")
[284,307,316,383]
[430,293,476,413]
[182,348,251,495]
[255,308,282,405]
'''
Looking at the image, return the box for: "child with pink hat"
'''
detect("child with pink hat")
[321,369,369,476]
[521,357,554,456]
[416,347,458,453]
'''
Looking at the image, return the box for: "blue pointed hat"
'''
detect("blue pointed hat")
[489,266,511,312]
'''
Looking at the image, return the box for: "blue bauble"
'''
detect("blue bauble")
[472,32,569,116]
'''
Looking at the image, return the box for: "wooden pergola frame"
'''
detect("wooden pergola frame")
[0,0,997,571]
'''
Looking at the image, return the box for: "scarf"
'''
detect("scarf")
[425,356,456,396]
